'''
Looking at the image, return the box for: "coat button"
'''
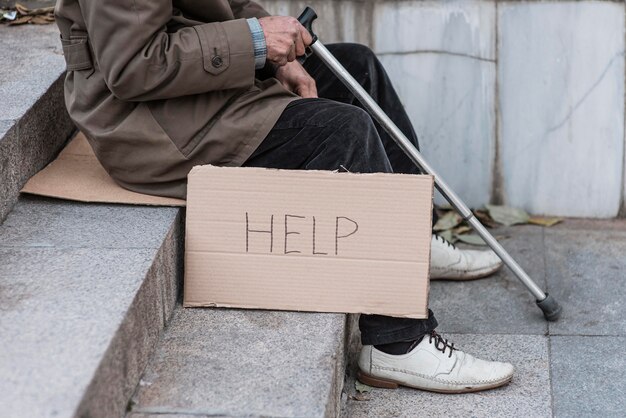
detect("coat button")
[212,55,223,68]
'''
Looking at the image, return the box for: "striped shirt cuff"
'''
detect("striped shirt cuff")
[246,18,267,69]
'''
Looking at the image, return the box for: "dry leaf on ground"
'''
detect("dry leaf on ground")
[452,225,471,235]
[437,229,457,244]
[355,380,372,394]
[435,205,562,242]
[349,393,371,401]
[455,233,487,246]
[485,204,530,227]
[473,209,500,228]
[433,211,462,232]
[3,2,54,25]
[528,216,563,227]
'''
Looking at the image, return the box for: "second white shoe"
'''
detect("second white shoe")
[430,235,503,280]
[357,332,514,393]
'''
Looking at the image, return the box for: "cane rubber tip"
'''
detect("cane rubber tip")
[536,293,562,321]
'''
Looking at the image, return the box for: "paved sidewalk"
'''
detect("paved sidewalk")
[342,219,626,418]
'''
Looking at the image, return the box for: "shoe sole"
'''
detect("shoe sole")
[357,370,513,394]
[430,263,503,281]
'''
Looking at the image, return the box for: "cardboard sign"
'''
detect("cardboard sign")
[184,166,434,319]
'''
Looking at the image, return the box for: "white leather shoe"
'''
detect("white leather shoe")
[357,332,514,393]
[430,235,503,280]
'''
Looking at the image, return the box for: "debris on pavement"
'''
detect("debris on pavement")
[455,233,487,246]
[528,216,563,227]
[435,205,563,246]
[0,2,55,25]
[485,204,530,227]
[349,393,371,402]
[1,9,16,20]
[355,380,373,394]
[433,210,463,232]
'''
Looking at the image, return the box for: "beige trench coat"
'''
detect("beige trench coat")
[54,0,297,198]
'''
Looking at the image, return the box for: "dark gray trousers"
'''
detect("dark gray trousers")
[243,43,438,345]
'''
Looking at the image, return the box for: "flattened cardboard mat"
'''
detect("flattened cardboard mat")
[21,132,186,206]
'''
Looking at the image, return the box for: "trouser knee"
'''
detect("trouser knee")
[333,105,392,173]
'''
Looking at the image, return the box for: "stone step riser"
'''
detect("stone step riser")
[0,76,74,223]
[76,215,184,417]
[127,307,355,418]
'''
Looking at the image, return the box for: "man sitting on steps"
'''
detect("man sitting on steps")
[55,0,514,393]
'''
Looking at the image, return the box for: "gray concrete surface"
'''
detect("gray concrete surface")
[430,225,548,335]
[0,24,74,222]
[127,308,348,418]
[551,336,626,417]
[545,225,626,336]
[341,221,626,417]
[0,196,183,418]
[345,334,551,418]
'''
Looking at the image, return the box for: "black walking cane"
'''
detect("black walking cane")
[296,6,562,321]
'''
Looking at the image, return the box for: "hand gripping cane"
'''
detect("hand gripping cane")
[296,7,562,321]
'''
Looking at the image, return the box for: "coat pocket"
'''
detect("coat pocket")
[147,88,253,158]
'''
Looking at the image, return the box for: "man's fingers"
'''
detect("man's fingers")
[294,22,308,56]
[287,44,296,63]
[294,37,306,57]
[297,86,317,98]
[268,40,291,66]
[260,17,314,65]
[298,24,313,46]
[296,78,318,98]
[309,81,318,98]
[305,79,318,98]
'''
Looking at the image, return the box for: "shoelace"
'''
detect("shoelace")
[429,331,456,358]
[435,234,457,250]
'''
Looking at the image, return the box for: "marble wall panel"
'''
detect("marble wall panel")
[379,53,496,207]
[261,0,372,45]
[372,0,495,60]
[374,1,496,207]
[498,1,625,217]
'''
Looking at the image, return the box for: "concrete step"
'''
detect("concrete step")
[0,24,75,222]
[126,308,357,418]
[0,196,183,417]
[0,19,356,418]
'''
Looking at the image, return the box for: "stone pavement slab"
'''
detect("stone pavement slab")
[128,307,348,418]
[545,227,626,336]
[551,336,626,417]
[344,334,551,418]
[430,225,548,335]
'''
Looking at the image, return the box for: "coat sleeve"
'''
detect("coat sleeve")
[229,0,270,19]
[79,0,256,101]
